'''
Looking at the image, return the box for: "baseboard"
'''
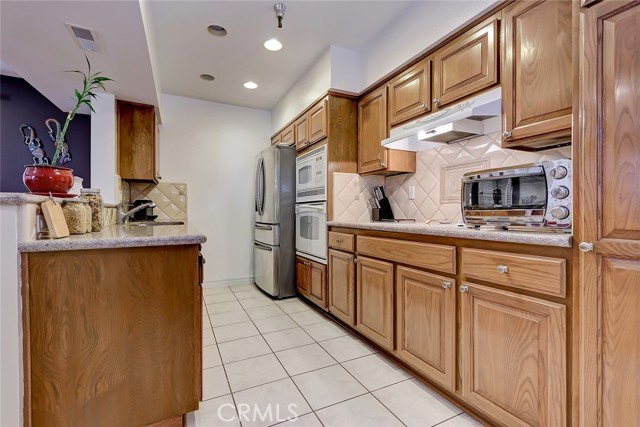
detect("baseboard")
[203,277,254,288]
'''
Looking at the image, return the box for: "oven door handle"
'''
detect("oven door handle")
[295,204,326,213]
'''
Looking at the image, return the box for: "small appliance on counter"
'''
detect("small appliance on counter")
[370,186,397,221]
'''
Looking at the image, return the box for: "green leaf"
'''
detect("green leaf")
[87,103,96,113]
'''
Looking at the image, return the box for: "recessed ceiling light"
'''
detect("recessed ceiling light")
[200,74,215,81]
[263,38,282,51]
[207,25,227,37]
[243,81,258,89]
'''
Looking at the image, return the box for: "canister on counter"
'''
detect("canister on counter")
[80,188,104,232]
[82,201,92,233]
[62,202,86,235]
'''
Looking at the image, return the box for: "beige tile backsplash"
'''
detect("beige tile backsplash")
[332,131,571,223]
[129,182,188,220]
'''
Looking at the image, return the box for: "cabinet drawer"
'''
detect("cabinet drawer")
[357,236,455,274]
[329,232,354,252]
[461,248,566,297]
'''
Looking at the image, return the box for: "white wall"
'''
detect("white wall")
[158,94,271,285]
[329,45,363,93]
[90,93,122,204]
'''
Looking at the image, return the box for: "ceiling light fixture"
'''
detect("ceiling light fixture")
[263,38,282,51]
[200,74,215,81]
[274,3,286,29]
[207,25,227,37]
[243,81,258,89]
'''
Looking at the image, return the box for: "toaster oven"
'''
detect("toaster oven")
[461,159,572,230]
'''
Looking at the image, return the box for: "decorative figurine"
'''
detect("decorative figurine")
[20,124,49,165]
[45,118,72,164]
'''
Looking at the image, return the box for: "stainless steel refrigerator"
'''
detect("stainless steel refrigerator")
[253,144,296,298]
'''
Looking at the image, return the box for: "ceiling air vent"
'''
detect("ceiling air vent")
[65,23,99,52]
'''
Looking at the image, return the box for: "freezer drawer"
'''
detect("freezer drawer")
[254,242,278,297]
[255,223,279,246]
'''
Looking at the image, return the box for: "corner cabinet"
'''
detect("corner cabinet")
[296,256,327,310]
[117,100,160,182]
[501,0,573,150]
[358,86,415,175]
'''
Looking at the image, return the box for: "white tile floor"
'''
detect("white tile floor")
[187,284,485,427]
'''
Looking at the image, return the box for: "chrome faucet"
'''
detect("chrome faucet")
[116,202,156,224]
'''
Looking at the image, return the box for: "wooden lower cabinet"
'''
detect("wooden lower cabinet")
[395,266,456,391]
[296,256,327,310]
[328,249,356,325]
[22,245,201,427]
[460,282,566,427]
[355,256,394,350]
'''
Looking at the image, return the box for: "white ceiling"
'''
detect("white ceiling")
[1,0,415,113]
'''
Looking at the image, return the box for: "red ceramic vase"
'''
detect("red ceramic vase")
[23,165,74,194]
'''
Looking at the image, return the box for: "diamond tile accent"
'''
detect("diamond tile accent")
[129,182,188,220]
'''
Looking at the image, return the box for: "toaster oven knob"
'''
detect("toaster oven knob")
[550,206,570,220]
[551,185,570,199]
[549,166,568,179]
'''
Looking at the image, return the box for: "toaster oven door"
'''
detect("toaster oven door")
[462,174,548,211]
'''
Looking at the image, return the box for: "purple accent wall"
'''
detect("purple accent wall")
[0,75,91,192]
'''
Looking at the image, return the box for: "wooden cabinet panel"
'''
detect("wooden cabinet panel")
[328,249,356,325]
[23,246,200,427]
[296,257,310,296]
[294,116,308,150]
[461,248,566,297]
[579,3,640,426]
[433,18,498,107]
[356,256,394,350]
[308,99,328,144]
[396,267,455,391]
[281,123,295,147]
[357,236,456,274]
[328,231,354,252]
[117,101,159,182]
[358,86,388,174]
[271,134,281,145]
[502,0,573,149]
[308,260,327,310]
[461,283,566,427]
[388,59,431,126]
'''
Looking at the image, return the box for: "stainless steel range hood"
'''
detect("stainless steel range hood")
[382,87,502,151]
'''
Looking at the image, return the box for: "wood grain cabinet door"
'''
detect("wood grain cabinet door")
[117,100,158,181]
[308,260,328,310]
[388,59,431,126]
[460,282,566,427]
[294,116,308,151]
[578,2,640,426]
[308,99,328,144]
[501,0,573,149]
[328,249,356,325]
[296,257,310,296]
[396,267,456,391]
[358,86,388,174]
[433,18,498,108]
[355,256,394,350]
[281,123,295,147]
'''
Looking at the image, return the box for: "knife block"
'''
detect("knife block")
[372,197,394,221]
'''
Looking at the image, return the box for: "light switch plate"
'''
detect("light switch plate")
[408,186,416,200]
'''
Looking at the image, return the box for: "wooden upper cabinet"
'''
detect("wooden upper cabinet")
[280,124,295,147]
[271,134,281,145]
[117,100,159,182]
[388,59,432,126]
[358,86,416,175]
[355,256,394,351]
[294,115,308,150]
[328,249,356,326]
[396,267,456,391]
[308,98,328,144]
[501,0,573,150]
[433,18,498,108]
[461,283,566,427]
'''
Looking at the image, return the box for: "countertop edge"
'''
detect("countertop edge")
[328,221,573,248]
[18,234,207,253]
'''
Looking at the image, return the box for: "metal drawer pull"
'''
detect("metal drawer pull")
[579,242,594,252]
[442,281,452,289]
[335,238,344,243]
[346,256,353,262]
[459,285,469,293]
[497,265,509,274]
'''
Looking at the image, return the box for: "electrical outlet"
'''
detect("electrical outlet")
[408,186,416,200]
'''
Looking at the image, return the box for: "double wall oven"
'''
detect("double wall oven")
[295,145,328,264]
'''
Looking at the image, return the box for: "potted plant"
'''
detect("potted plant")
[23,56,112,194]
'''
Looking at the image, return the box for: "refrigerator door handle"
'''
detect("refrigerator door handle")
[254,242,273,252]
[255,158,261,214]
[255,224,273,231]
[259,157,266,216]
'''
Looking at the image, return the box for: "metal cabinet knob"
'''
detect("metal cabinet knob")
[432,98,440,106]
[497,265,509,274]
[420,103,428,110]
[579,242,594,252]
[353,258,358,263]
[459,285,469,293]
[502,131,512,138]
[442,281,452,289]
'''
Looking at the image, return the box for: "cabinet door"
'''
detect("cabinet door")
[271,134,281,145]
[579,2,640,426]
[281,124,295,147]
[294,115,308,150]
[396,267,456,391]
[433,18,498,108]
[388,59,431,126]
[296,257,310,296]
[358,86,388,174]
[117,101,157,181]
[356,256,394,350]
[308,260,327,310]
[460,283,566,427]
[328,249,355,325]
[308,99,328,144]
[502,0,572,149]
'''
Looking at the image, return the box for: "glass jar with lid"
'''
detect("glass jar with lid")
[62,201,86,235]
[80,188,104,232]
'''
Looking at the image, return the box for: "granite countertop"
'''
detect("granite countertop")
[0,192,94,205]
[19,222,207,253]
[328,220,573,248]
